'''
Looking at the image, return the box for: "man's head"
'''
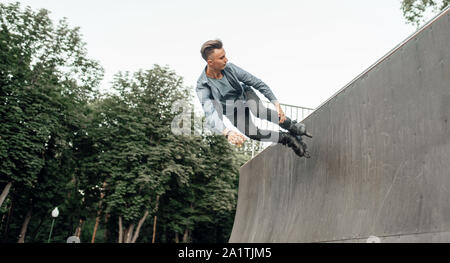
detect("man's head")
[201,39,228,71]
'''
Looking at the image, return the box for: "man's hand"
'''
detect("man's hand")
[274,102,286,124]
[223,128,246,146]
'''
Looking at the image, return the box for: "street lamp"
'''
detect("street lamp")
[47,207,59,243]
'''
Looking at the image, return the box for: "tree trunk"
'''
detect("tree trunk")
[183,228,190,243]
[104,213,110,242]
[123,226,128,243]
[131,210,149,243]
[152,215,158,243]
[152,195,160,243]
[17,208,32,243]
[91,215,101,243]
[182,203,193,243]
[175,232,179,243]
[118,216,123,243]
[1,213,6,230]
[31,216,45,242]
[2,197,13,242]
[125,224,135,243]
[91,182,106,243]
[0,182,12,208]
[75,218,84,238]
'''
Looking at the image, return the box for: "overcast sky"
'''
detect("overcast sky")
[6,0,421,110]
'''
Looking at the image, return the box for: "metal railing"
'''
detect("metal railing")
[249,101,315,157]
[254,100,314,132]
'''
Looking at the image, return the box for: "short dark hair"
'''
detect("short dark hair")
[200,39,223,61]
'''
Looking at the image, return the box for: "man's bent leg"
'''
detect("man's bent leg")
[245,88,280,125]
[225,101,306,157]
[226,103,279,143]
[245,88,312,138]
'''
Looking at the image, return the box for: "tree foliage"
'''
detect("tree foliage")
[401,0,449,26]
[1,2,104,242]
[0,2,253,243]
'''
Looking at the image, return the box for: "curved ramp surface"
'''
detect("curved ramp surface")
[229,8,450,243]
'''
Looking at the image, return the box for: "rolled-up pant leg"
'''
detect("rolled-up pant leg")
[244,88,280,125]
[224,98,280,143]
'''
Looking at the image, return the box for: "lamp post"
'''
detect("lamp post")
[47,207,59,243]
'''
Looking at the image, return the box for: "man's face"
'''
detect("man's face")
[207,48,228,70]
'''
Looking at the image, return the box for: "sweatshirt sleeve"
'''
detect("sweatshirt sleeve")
[228,63,279,104]
[196,82,227,135]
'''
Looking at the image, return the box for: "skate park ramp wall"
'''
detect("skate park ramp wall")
[229,7,450,243]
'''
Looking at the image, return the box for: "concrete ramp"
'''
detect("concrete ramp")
[229,8,450,243]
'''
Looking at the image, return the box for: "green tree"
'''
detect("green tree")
[1,2,253,243]
[88,66,191,243]
[153,122,250,243]
[401,0,450,26]
[0,2,103,242]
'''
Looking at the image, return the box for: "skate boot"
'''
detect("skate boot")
[278,132,305,157]
[280,118,313,138]
[295,135,311,158]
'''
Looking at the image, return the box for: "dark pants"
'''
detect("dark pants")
[224,88,282,143]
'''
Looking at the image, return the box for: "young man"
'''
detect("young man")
[196,39,311,157]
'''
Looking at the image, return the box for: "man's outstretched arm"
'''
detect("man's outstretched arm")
[228,63,278,103]
[228,63,286,123]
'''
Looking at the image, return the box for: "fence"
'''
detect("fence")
[249,101,315,157]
